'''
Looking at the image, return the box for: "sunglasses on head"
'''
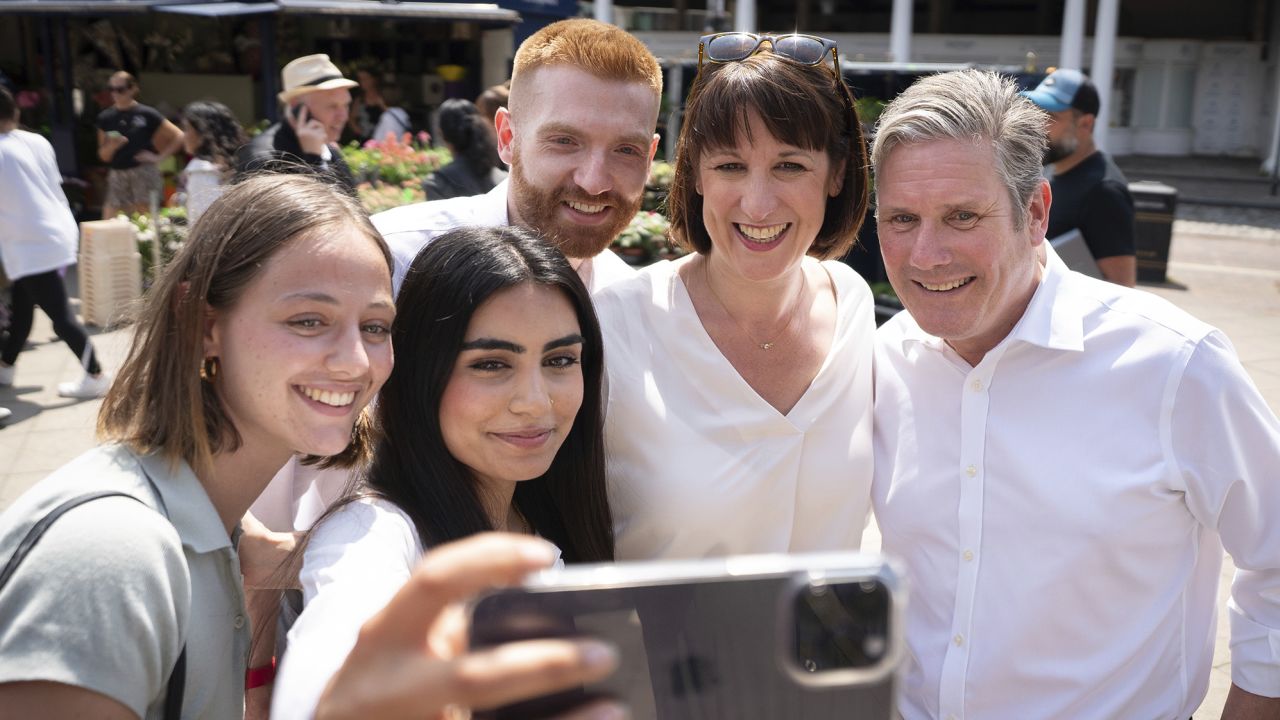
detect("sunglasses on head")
[698,32,840,73]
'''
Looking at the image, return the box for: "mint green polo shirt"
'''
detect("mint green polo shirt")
[0,444,250,718]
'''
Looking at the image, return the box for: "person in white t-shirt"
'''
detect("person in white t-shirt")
[871,69,1280,719]
[272,225,616,719]
[593,35,876,560]
[0,86,110,399]
[179,101,245,226]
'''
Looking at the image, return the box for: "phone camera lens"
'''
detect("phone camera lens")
[793,578,890,672]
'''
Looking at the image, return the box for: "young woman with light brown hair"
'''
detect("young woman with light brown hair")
[0,174,613,719]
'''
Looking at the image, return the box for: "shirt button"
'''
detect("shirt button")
[953,634,964,646]
[971,379,983,391]
[234,614,245,629]
[965,465,977,477]
[963,549,975,561]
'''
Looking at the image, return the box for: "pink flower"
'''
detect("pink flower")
[16,90,40,110]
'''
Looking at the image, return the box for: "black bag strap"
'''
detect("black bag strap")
[0,490,187,719]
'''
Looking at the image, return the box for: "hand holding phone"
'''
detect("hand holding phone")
[287,102,329,156]
[311,533,623,720]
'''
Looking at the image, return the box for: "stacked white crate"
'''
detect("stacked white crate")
[78,219,141,327]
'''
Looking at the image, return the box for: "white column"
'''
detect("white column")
[665,63,683,162]
[480,28,514,90]
[734,0,756,32]
[889,0,912,63]
[1090,0,1120,151]
[707,0,726,32]
[1266,73,1280,176]
[1060,0,1085,70]
[595,0,614,25]
[1264,2,1280,176]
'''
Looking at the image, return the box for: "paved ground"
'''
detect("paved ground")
[2,168,1277,714]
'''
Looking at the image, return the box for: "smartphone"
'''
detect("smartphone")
[469,552,903,720]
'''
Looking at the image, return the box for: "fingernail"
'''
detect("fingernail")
[579,640,619,669]
[586,702,628,720]
[517,539,558,565]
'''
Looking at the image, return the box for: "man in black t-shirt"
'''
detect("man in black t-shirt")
[1023,69,1136,286]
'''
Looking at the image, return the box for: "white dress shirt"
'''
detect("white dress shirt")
[593,258,876,560]
[249,183,636,533]
[873,249,1280,719]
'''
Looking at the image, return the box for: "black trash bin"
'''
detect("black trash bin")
[1128,181,1178,284]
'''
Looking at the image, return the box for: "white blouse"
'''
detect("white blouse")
[592,258,876,561]
[272,498,421,720]
[182,157,226,226]
[272,498,564,720]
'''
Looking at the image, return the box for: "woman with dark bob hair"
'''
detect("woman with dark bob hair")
[593,34,877,560]
[0,177,616,719]
[422,98,506,200]
[273,225,615,717]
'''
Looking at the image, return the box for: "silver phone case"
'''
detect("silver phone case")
[469,551,905,720]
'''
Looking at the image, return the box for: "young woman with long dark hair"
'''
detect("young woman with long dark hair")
[273,224,615,717]
[179,100,246,225]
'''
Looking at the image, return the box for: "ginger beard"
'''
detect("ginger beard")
[508,147,643,259]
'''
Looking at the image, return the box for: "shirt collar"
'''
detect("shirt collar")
[137,451,235,554]
[897,242,1085,357]
[489,178,511,225]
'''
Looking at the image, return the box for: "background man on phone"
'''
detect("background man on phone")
[869,69,1280,720]
[235,54,358,192]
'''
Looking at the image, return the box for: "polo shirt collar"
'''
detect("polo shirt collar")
[897,243,1085,356]
[137,451,234,554]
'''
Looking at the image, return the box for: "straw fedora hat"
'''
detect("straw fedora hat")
[278,54,358,104]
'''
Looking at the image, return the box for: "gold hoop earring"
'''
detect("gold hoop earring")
[200,356,219,382]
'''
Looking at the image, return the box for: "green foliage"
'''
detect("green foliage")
[342,134,451,186]
[854,97,887,128]
[127,207,188,285]
[356,180,427,215]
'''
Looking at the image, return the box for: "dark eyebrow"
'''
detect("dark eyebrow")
[545,334,585,352]
[283,291,340,304]
[461,338,524,353]
[460,334,584,354]
[282,291,394,311]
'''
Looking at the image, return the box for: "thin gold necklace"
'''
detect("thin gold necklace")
[702,260,806,351]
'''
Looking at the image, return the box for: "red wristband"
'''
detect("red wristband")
[246,657,276,689]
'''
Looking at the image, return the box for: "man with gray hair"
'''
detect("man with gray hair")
[870,69,1279,719]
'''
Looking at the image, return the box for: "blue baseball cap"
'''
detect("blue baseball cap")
[1021,68,1100,115]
